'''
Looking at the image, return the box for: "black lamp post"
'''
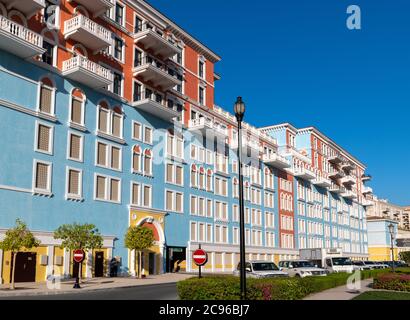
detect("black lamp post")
[234,97,246,300]
[388,223,396,273]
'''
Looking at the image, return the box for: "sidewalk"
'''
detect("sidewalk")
[303,279,374,300]
[0,273,193,298]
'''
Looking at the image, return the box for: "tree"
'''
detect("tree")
[0,219,40,289]
[124,226,155,279]
[54,223,103,281]
[399,251,410,264]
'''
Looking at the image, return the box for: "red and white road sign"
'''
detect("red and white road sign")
[193,249,208,266]
[73,249,85,263]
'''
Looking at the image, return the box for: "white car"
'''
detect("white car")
[278,260,329,278]
[352,261,372,271]
[233,261,289,279]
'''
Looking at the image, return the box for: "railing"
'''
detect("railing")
[64,14,111,43]
[133,89,179,113]
[135,55,180,81]
[189,118,228,136]
[263,153,290,166]
[135,21,179,47]
[0,15,43,48]
[293,166,315,177]
[63,56,113,82]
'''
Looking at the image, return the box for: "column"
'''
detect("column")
[85,251,93,278]
[211,252,215,273]
[106,248,113,277]
[63,249,70,279]
[46,245,55,278]
[0,249,3,284]
[130,249,136,276]
[222,252,225,273]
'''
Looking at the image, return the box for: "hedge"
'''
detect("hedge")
[177,268,410,300]
[373,272,410,292]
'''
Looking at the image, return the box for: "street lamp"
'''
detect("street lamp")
[234,97,246,300]
[388,223,395,272]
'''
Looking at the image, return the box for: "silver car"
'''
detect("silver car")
[278,260,329,278]
[233,261,289,279]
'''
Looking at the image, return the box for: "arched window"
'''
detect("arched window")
[199,167,205,190]
[206,169,213,192]
[69,88,85,126]
[143,149,152,176]
[190,164,197,188]
[38,77,56,115]
[132,145,141,173]
[233,178,239,198]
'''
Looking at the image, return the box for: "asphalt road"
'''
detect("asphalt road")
[0,282,178,300]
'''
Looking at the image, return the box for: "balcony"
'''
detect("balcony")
[231,136,261,154]
[132,90,180,122]
[293,166,316,180]
[329,184,344,194]
[0,16,45,58]
[362,199,374,207]
[2,0,45,17]
[362,174,372,182]
[70,0,114,17]
[62,55,113,89]
[341,162,355,172]
[134,24,181,60]
[362,186,373,195]
[329,170,345,180]
[312,176,332,188]
[262,153,291,170]
[188,118,228,140]
[341,176,356,186]
[328,154,344,165]
[133,56,182,91]
[64,15,112,52]
[341,189,357,200]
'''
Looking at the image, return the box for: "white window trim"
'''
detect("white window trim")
[130,181,141,207]
[143,149,153,177]
[34,120,54,155]
[190,195,198,216]
[190,221,197,242]
[68,94,85,127]
[141,184,152,208]
[95,140,123,172]
[37,82,56,116]
[32,159,53,196]
[93,173,122,204]
[67,131,84,163]
[165,189,184,214]
[113,35,125,64]
[143,125,153,145]
[96,104,124,139]
[131,147,142,175]
[65,166,83,201]
[132,120,143,141]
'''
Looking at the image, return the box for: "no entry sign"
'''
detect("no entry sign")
[73,249,85,263]
[193,249,208,266]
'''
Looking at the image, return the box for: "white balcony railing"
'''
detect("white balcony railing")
[262,153,291,169]
[188,118,228,137]
[0,15,43,48]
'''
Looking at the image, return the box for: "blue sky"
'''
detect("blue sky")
[147,0,410,205]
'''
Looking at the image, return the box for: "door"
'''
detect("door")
[11,252,37,283]
[149,253,155,275]
[94,251,104,277]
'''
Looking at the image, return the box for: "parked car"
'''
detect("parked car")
[368,261,389,269]
[383,261,408,268]
[278,260,328,278]
[233,261,289,279]
[352,261,372,271]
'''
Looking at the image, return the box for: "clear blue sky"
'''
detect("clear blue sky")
[147,0,410,206]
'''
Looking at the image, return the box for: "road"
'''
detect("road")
[0,282,178,300]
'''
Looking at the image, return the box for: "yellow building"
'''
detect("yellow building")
[367,218,399,262]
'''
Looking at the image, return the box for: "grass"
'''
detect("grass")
[353,291,410,300]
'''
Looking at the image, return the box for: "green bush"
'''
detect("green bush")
[177,268,410,300]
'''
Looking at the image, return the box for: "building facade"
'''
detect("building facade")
[0,0,372,284]
[366,197,410,231]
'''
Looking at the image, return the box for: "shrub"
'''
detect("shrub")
[177,268,410,300]
[374,273,410,292]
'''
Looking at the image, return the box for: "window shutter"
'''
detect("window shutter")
[37,125,50,152]
[133,122,141,140]
[143,186,151,207]
[176,166,182,185]
[166,191,173,211]
[40,86,53,114]
[111,147,120,169]
[133,153,140,172]
[98,109,108,132]
[97,143,107,166]
[132,183,140,205]
[35,163,49,190]
[176,193,182,212]
[110,179,119,202]
[70,134,81,160]
[144,155,151,175]
[112,114,122,137]
[68,170,80,195]
[166,164,173,183]
[96,176,106,199]
[71,99,82,124]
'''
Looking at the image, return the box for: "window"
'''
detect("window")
[144,126,153,144]
[190,196,198,215]
[114,37,124,62]
[131,182,141,206]
[132,145,142,173]
[96,141,122,171]
[113,72,123,96]
[38,82,55,115]
[165,190,183,213]
[67,168,82,199]
[143,149,152,176]
[115,2,124,26]
[36,123,53,154]
[70,94,84,126]
[207,199,213,217]
[134,15,143,33]
[190,222,197,242]
[132,121,142,140]
[199,60,205,79]
[167,130,184,159]
[68,133,83,162]
[199,86,205,105]
[166,163,184,186]
[143,185,152,207]
[44,0,59,28]
[190,165,197,188]
[97,104,123,138]
[42,40,55,66]
[33,161,52,194]
[95,175,121,203]
[206,170,213,192]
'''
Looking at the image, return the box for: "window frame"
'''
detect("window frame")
[32,159,53,195]
[65,166,83,200]
[34,120,54,155]
[67,131,84,163]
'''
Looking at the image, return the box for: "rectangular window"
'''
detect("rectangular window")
[98,108,109,133]
[96,176,106,200]
[112,113,122,138]
[39,85,54,114]
[67,168,81,198]
[42,41,54,66]
[113,72,123,96]
[115,3,124,25]
[111,146,121,170]
[199,60,204,79]
[71,98,83,125]
[68,133,82,161]
[133,121,142,140]
[95,175,121,203]
[131,182,141,206]
[199,87,205,105]
[176,166,183,185]
[110,179,120,202]
[190,222,197,242]
[143,185,152,208]
[36,123,52,154]
[34,161,51,193]
[135,15,143,33]
[97,142,108,166]
[144,126,153,144]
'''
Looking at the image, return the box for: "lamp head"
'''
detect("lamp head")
[388,223,395,235]
[234,97,245,122]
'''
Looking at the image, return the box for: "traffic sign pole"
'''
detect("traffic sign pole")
[73,249,85,289]
[193,245,208,279]
[199,244,202,279]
